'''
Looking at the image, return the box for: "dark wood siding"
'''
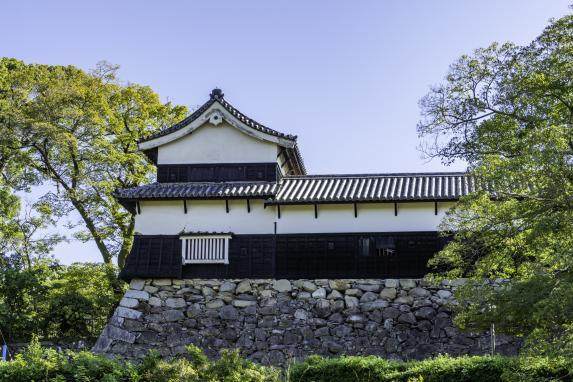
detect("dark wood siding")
[120,232,447,281]
[120,235,182,280]
[157,163,279,183]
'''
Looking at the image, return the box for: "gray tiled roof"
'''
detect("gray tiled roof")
[272,173,474,204]
[114,181,278,200]
[140,89,297,143]
[115,172,476,204]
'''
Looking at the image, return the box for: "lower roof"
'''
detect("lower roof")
[114,172,474,211]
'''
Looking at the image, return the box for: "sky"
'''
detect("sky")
[1,1,571,264]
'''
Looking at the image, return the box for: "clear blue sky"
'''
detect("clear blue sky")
[2,1,570,264]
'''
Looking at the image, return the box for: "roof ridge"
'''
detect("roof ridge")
[139,89,297,143]
[284,172,468,179]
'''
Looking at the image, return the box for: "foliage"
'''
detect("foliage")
[0,58,187,270]
[0,342,280,382]
[289,354,573,382]
[417,11,573,354]
[0,260,122,342]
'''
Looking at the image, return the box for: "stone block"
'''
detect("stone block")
[302,281,318,292]
[129,279,145,290]
[219,281,237,293]
[311,288,327,299]
[124,290,150,301]
[409,287,431,298]
[385,279,399,288]
[360,291,378,303]
[327,290,343,300]
[345,288,362,296]
[165,298,186,308]
[152,279,172,286]
[236,280,252,294]
[379,288,397,300]
[399,279,417,289]
[148,297,162,307]
[116,307,143,320]
[206,299,225,309]
[394,296,414,305]
[219,305,239,320]
[105,325,136,343]
[272,279,292,292]
[119,297,139,308]
[162,309,185,322]
[233,299,256,308]
[329,279,351,291]
[344,295,359,309]
[437,290,453,299]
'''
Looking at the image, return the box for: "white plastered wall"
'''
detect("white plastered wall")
[157,122,279,165]
[134,200,455,235]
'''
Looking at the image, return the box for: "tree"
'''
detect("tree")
[418,13,573,355]
[0,59,187,272]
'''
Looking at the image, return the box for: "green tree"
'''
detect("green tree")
[418,13,573,355]
[0,59,187,271]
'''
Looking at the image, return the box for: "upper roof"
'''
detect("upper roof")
[140,89,297,143]
[114,172,476,211]
[138,89,306,174]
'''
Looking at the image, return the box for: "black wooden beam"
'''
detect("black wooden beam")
[225,200,229,213]
[136,201,141,215]
[277,204,281,219]
[434,201,438,216]
[354,203,358,218]
[183,200,187,214]
[314,204,318,219]
[247,199,251,213]
[394,202,398,216]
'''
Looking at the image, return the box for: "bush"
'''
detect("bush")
[2,343,573,382]
[289,354,573,382]
[0,341,279,382]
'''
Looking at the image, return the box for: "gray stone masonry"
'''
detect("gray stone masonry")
[93,278,520,365]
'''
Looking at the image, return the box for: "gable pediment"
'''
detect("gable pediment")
[139,90,296,151]
[139,88,306,175]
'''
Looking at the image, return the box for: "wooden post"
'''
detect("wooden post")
[314,204,318,219]
[183,200,188,214]
[225,200,229,213]
[394,202,398,216]
[354,203,358,218]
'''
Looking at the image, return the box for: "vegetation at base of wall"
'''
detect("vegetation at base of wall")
[2,342,573,382]
[0,340,281,382]
[289,354,573,382]
[0,259,122,342]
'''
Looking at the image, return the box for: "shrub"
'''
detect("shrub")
[289,354,573,382]
[0,341,279,382]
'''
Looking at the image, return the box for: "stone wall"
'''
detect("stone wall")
[93,278,519,365]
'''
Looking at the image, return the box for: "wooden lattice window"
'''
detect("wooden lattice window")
[180,235,231,264]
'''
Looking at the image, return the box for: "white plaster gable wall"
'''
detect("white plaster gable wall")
[157,121,279,165]
[134,200,455,235]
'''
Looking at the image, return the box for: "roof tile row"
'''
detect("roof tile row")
[115,173,475,203]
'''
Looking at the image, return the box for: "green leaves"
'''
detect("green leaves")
[418,13,573,355]
[0,58,187,268]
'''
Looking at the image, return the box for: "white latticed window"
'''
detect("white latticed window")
[180,235,231,264]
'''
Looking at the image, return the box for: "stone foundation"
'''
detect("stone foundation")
[93,278,519,365]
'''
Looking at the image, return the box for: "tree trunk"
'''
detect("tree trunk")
[117,214,135,269]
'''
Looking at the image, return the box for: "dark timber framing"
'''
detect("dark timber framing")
[120,231,451,281]
[157,162,279,183]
